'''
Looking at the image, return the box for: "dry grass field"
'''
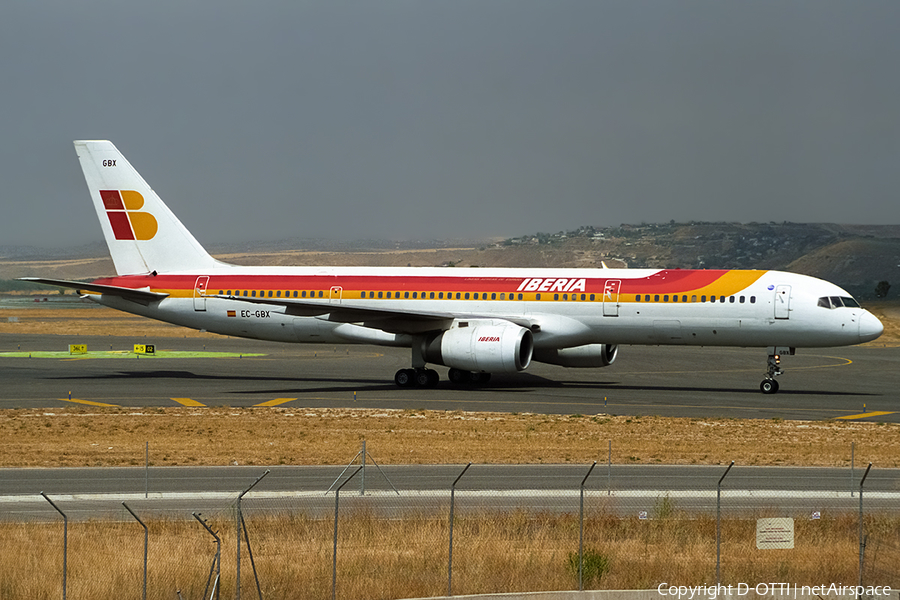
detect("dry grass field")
[2,510,894,599]
[0,407,897,468]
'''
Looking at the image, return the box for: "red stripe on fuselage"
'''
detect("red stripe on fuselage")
[92,269,738,295]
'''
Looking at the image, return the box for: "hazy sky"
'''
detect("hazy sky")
[2,1,899,248]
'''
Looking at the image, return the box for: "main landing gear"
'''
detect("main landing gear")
[393,367,493,388]
[760,346,794,394]
[394,368,439,388]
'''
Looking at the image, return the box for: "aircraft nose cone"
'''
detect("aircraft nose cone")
[858,311,884,343]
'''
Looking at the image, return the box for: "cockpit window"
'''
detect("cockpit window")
[818,296,861,309]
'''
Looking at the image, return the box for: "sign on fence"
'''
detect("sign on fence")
[756,518,794,549]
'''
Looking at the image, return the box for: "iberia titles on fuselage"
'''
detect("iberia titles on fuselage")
[23,141,883,394]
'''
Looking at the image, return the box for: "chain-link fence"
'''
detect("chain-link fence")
[2,461,898,599]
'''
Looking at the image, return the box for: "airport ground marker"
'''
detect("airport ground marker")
[60,398,119,407]
[254,398,297,407]
[171,398,206,407]
[835,411,895,421]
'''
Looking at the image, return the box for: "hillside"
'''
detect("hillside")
[3,222,899,299]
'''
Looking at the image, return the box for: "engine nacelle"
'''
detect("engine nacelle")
[424,322,533,373]
[532,344,618,368]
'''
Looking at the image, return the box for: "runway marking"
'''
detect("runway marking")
[171,398,206,407]
[254,398,297,407]
[60,398,120,407]
[835,411,895,421]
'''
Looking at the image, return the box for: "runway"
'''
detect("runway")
[2,333,899,421]
[3,464,898,521]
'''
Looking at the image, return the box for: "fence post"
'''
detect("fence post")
[122,502,148,600]
[332,465,363,600]
[360,440,366,496]
[579,461,597,591]
[145,441,149,499]
[448,463,472,597]
[607,440,612,496]
[857,462,872,598]
[716,461,734,586]
[193,512,221,600]
[236,469,269,600]
[40,492,67,600]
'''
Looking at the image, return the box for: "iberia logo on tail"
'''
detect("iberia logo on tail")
[100,190,158,240]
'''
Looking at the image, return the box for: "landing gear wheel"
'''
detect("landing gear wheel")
[760,379,779,394]
[415,368,439,388]
[468,372,492,385]
[394,369,415,388]
[448,368,466,384]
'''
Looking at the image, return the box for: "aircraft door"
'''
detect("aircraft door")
[193,276,210,311]
[603,279,621,317]
[774,285,791,319]
[329,286,342,304]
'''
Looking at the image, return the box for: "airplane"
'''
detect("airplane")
[22,140,884,394]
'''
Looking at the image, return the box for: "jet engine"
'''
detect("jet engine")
[532,343,618,368]
[423,321,533,373]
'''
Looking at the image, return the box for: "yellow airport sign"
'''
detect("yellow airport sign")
[68,344,87,355]
[133,344,156,355]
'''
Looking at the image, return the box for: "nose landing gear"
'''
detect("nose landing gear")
[760,346,794,394]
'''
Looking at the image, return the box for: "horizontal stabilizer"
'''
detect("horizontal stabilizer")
[18,277,169,305]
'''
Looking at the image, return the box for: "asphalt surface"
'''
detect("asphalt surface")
[3,464,898,521]
[1,333,899,421]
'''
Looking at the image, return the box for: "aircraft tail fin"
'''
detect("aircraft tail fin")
[74,140,225,275]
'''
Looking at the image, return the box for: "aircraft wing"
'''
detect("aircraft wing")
[216,293,537,335]
[18,278,170,306]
